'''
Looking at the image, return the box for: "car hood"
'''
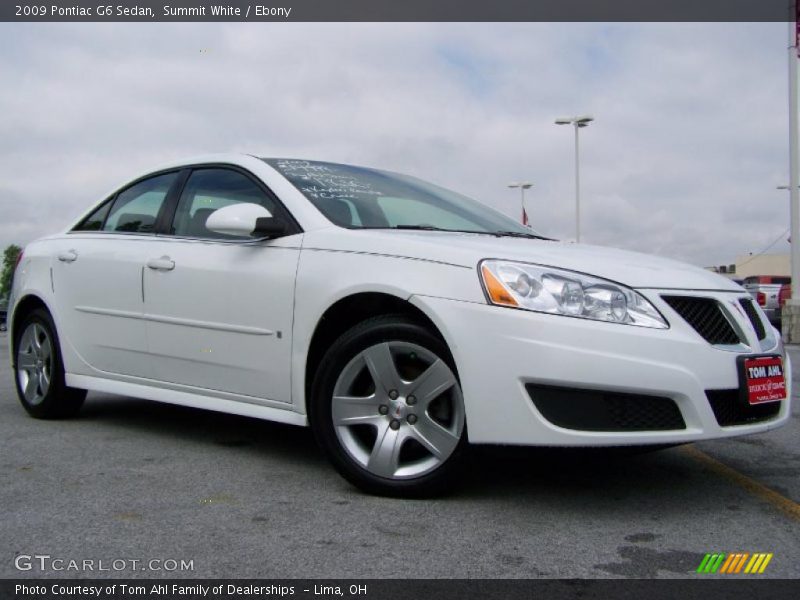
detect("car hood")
[303,228,742,291]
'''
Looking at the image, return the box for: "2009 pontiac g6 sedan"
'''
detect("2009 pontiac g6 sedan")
[9,154,791,496]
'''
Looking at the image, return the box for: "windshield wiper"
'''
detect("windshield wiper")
[367,225,551,240]
[492,230,551,240]
[393,224,449,231]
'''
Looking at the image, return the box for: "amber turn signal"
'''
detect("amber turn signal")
[481,265,519,307]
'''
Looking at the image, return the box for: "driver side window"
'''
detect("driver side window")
[170,168,279,240]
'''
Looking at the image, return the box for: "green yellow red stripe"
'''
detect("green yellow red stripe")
[699,552,773,574]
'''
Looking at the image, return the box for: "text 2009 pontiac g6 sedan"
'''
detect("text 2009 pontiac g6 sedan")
[9,155,791,496]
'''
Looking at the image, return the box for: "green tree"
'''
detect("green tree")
[0,244,22,300]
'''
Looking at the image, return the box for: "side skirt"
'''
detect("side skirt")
[66,373,309,427]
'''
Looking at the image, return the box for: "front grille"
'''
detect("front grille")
[706,389,781,426]
[662,296,740,345]
[526,384,686,432]
[739,298,766,341]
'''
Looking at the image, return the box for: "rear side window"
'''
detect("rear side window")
[74,200,112,231]
[170,168,279,239]
[102,172,178,234]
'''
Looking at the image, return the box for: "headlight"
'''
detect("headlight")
[479,259,668,329]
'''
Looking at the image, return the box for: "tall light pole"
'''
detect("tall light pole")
[786,1,800,342]
[777,185,799,250]
[508,182,533,226]
[555,115,593,242]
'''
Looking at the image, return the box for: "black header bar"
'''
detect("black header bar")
[3,579,800,600]
[1,0,797,23]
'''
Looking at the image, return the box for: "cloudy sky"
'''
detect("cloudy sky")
[0,22,790,267]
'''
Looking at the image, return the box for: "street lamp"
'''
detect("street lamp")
[786,8,800,340]
[508,181,533,226]
[555,115,594,242]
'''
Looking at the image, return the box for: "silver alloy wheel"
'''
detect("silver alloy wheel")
[17,322,53,406]
[331,341,465,480]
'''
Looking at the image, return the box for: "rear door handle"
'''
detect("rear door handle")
[57,250,77,263]
[146,256,175,271]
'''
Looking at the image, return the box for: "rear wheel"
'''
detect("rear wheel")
[14,308,86,419]
[310,315,467,497]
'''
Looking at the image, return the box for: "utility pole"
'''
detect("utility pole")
[785,2,800,342]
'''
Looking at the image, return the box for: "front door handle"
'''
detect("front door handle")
[57,250,77,263]
[146,256,175,271]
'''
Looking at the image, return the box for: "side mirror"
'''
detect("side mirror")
[205,203,287,239]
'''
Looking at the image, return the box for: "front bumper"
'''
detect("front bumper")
[411,290,792,446]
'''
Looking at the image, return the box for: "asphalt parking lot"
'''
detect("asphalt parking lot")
[1,332,798,579]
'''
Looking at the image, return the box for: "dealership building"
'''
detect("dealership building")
[706,253,790,279]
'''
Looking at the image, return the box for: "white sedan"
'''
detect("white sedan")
[8,154,791,496]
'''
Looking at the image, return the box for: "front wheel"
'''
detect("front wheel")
[14,308,86,419]
[310,315,467,497]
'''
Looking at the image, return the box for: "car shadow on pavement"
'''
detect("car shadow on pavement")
[79,392,326,466]
[464,445,689,494]
[75,392,700,503]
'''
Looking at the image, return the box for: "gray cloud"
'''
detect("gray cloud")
[0,22,789,267]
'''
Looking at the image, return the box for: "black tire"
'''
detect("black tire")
[13,308,86,419]
[309,314,468,497]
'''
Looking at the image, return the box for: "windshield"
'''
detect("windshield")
[263,158,541,236]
